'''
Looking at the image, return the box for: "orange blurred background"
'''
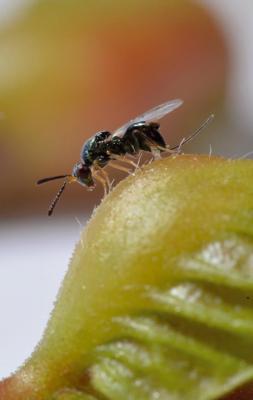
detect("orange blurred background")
[0,0,228,218]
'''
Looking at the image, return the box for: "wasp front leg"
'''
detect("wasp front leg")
[92,165,111,196]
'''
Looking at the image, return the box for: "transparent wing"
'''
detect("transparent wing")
[113,98,183,138]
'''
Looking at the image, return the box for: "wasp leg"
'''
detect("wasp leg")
[155,145,177,154]
[92,163,111,194]
[112,155,139,169]
[151,148,162,160]
[99,167,112,192]
[165,144,184,155]
[137,134,165,158]
[172,136,187,154]
[134,151,143,171]
[108,161,131,175]
[93,171,108,197]
[139,131,177,156]
[147,141,177,155]
[166,147,179,153]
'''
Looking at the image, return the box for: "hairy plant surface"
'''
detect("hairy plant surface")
[1,155,253,400]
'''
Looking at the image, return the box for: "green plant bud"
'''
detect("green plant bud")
[2,155,253,400]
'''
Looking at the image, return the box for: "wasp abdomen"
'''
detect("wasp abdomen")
[144,122,166,148]
[121,122,166,154]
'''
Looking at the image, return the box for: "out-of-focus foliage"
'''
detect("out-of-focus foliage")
[0,0,228,216]
[2,155,253,399]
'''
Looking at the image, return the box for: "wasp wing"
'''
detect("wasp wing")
[112,98,183,138]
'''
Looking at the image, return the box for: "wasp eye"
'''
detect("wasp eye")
[72,163,94,187]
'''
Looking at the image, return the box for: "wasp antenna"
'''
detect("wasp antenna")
[37,175,70,185]
[171,113,215,151]
[48,180,68,216]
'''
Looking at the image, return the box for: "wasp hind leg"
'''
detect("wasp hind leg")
[161,145,179,154]
[165,138,186,154]
[108,161,132,175]
[111,155,139,169]
[151,148,162,160]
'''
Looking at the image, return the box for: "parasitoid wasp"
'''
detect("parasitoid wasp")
[37,99,213,215]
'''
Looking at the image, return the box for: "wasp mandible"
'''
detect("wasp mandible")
[37,99,213,215]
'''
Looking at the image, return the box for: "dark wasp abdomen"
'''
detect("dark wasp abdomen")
[102,121,166,157]
[117,121,166,155]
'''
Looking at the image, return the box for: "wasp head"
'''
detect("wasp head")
[72,163,94,188]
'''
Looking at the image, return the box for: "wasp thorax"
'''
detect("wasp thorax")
[72,163,94,187]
